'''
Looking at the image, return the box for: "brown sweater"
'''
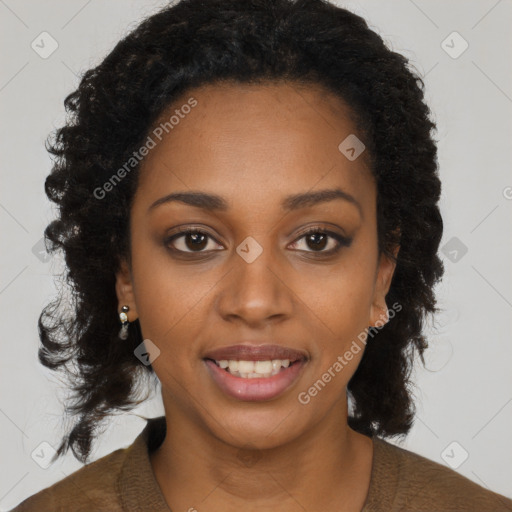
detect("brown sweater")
[10,416,512,511]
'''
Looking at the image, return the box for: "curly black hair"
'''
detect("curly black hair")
[39,0,444,464]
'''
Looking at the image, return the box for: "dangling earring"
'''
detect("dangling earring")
[118,305,130,340]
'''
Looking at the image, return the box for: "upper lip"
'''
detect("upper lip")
[203,344,308,362]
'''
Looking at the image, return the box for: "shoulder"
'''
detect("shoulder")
[10,416,169,512]
[365,437,512,512]
[9,445,130,512]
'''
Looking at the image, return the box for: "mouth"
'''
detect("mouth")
[205,357,298,378]
[203,344,308,401]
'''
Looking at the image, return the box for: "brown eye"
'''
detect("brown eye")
[304,231,328,251]
[165,229,223,253]
[290,228,352,254]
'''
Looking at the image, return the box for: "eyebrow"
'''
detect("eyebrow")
[148,188,363,217]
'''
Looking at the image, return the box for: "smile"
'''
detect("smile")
[204,358,306,401]
[212,358,291,378]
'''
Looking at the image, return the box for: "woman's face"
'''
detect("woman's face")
[116,82,396,449]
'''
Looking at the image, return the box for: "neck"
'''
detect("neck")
[150,395,373,512]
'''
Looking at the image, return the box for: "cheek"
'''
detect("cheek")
[129,229,219,347]
[292,257,378,397]
[292,261,376,405]
[300,253,376,338]
[129,243,219,393]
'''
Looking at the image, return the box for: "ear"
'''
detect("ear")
[369,245,399,327]
[115,259,138,320]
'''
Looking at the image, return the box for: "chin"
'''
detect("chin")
[206,406,306,450]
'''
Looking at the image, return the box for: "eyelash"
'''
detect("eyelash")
[164,226,352,256]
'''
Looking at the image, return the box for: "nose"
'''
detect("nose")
[215,238,294,328]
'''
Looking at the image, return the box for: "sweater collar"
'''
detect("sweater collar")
[117,416,394,511]
[118,416,171,511]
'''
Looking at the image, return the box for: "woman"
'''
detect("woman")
[11,0,512,510]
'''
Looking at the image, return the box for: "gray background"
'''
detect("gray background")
[1,0,511,508]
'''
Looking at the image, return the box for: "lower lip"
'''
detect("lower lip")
[204,359,305,401]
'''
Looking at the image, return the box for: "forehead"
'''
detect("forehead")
[136,81,374,212]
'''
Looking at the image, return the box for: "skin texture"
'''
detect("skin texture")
[115,82,398,512]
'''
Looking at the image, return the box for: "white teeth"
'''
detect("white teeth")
[255,360,273,374]
[214,359,295,378]
[238,360,255,373]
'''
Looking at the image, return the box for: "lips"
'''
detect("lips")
[203,343,308,362]
[203,343,308,401]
